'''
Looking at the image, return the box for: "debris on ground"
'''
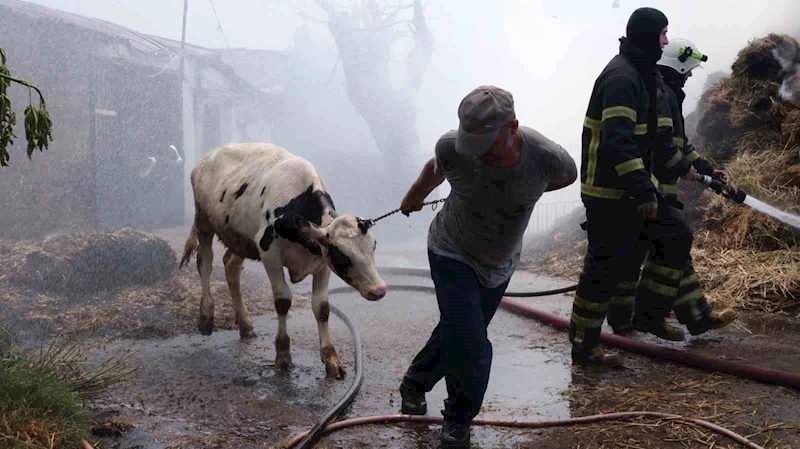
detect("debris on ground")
[523,33,800,315]
[4,228,177,296]
[540,366,798,449]
[0,229,283,340]
[91,414,137,437]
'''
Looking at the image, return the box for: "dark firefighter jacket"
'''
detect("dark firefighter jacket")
[580,39,681,205]
[662,78,715,176]
[652,72,716,203]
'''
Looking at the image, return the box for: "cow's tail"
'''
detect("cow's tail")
[180,225,199,269]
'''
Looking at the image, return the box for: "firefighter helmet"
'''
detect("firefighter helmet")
[658,38,708,74]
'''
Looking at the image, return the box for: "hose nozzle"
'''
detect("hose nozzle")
[694,173,746,203]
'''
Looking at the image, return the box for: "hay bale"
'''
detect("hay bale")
[686,70,729,141]
[691,231,800,313]
[10,228,177,296]
[701,148,800,250]
[696,34,800,162]
[731,33,793,81]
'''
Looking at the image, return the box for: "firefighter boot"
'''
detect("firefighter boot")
[571,345,623,367]
[687,308,738,336]
[634,317,685,341]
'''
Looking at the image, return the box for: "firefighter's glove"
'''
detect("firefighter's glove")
[637,201,658,220]
[711,169,728,182]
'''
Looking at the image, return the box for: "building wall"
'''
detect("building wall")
[0,9,184,238]
[180,57,275,224]
[0,14,97,238]
[90,57,183,231]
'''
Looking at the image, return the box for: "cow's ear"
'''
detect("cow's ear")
[295,215,312,231]
[295,215,327,243]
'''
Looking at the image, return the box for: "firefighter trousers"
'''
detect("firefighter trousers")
[569,199,693,351]
[606,210,713,333]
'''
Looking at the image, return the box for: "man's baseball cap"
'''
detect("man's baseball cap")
[455,85,516,157]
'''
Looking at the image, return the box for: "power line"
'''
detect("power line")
[208,0,230,48]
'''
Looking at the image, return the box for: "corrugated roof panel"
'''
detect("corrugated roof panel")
[0,0,177,57]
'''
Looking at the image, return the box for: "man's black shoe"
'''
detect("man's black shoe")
[440,420,470,448]
[400,387,427,415]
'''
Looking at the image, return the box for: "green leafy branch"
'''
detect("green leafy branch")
[0,48,54,167]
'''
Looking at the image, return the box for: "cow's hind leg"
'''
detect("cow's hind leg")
[312,267,346,379]
[262,255,293,371]
[196,230,215,335]
[223,249,256,339]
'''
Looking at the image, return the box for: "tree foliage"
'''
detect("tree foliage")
[0,48,53,167]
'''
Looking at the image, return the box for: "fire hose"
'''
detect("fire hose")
[285,267,800,449]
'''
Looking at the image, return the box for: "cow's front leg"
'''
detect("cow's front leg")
[312,267,345,379]
[196,231,215,335]
[262,255,293,371]
[223,249,255,339]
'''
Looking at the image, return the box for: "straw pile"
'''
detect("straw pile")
[523,34,800,314]
[6,228,177,296]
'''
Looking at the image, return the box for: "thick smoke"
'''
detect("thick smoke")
[771,39,800,102]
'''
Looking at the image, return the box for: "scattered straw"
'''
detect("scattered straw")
[691,231,799,313]
[550,371,797,449]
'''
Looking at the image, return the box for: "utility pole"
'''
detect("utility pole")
[179,0,188,77]
[179,0,192,225]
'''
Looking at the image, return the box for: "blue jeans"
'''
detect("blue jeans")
[401,249,510,424]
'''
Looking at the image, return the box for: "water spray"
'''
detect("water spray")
[695,173,800,230]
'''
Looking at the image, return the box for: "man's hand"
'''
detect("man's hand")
[712,169,728,182]
[400,192,426,216]
[400,157,446,216]
[681,165,697,181]
[637,201,658,219]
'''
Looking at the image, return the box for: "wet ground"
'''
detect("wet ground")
[2,227,799,448]
[86,228,578,449]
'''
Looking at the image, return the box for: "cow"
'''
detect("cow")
[179,142,387,379]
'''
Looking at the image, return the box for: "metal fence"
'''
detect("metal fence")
[526,200,583,234]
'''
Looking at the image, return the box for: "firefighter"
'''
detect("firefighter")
[608,38,738,337]
[569,7,696,366]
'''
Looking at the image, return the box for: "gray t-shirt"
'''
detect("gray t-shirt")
[427,126,577,288]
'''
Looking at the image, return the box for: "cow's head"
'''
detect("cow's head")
[295,214,387,301]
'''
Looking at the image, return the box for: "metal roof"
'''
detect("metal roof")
[0,0,284,101]
[0,0,211,58]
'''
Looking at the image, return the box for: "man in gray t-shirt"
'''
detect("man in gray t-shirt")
[397,85,577,448]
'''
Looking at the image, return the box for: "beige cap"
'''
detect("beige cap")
[455,85,516,156]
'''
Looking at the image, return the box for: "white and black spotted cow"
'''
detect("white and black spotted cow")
[179,142,387,379]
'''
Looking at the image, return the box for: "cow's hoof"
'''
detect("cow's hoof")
[275,353,293,371]
[325,363,346,380]
[198,316,214,336]
[239,326,257,340]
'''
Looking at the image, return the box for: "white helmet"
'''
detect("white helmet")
[658,38,708,74]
